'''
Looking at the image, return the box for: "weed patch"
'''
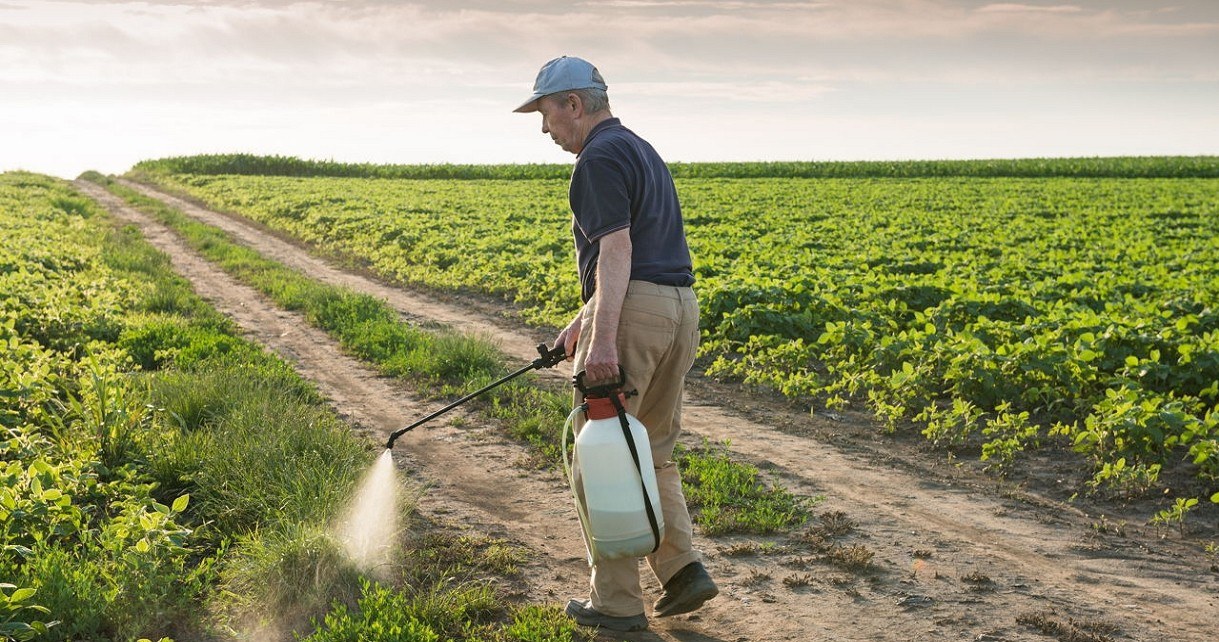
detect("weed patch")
[782,573,816,589]
[677,440,816,535]
[824,544,875,571]
[1016,610,1121,642]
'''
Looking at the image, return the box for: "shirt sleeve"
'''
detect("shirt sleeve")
[570,156,631,243]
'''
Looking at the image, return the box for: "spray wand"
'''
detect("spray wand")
[385,343,566,450]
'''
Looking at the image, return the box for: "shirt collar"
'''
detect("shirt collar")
[579,117,621,155]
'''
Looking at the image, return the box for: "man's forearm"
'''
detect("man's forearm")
[593,232,631,339]
[584,228,632,381]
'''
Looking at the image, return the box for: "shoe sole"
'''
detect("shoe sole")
[565,601,649,632]
[654,581,719,618]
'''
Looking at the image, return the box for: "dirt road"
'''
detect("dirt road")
[78,178,1218,642]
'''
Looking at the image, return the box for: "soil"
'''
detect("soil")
[76,178,1218,642]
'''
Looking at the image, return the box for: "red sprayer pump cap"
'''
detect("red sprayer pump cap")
[585,393,629,420]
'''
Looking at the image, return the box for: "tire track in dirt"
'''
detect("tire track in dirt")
[99,178,1217,641]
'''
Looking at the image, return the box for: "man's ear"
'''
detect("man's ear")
[566,92,584,115]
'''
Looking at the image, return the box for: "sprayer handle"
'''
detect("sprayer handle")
[573,367,627,396]
[532,343,566,369]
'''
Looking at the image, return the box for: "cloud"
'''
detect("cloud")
[621,79,837,102]
[583,1,829,9]
[1,0,1213,114]
[977,3,1083,13]
[2,0,1217,178]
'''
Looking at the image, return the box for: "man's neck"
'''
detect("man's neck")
[578,111,615,146]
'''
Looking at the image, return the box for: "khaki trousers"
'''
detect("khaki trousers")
[572,280,702,616]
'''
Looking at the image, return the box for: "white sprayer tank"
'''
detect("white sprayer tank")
[564,394,665,563]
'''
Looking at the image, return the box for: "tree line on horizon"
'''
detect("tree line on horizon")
[129,153,1219,181]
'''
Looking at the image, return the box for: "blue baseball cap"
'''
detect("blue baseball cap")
[513,56,607,113]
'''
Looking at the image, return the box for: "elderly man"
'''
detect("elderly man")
[514,56,718,632]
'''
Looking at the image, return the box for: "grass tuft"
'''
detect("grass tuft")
[677,440,816,535]
[1016,610,1121,642]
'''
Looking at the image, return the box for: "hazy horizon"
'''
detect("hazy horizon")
[3,0,1217,179]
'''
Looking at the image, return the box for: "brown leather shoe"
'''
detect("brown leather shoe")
[565,599,648,632]
[654,561,719,617]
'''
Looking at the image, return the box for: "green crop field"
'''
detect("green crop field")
[6,157,1217,638]
[134,156,1219,514]
[0,172,596,640]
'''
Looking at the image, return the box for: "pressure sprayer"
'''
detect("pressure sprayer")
[384,343,566,450]
[562,369,664,564]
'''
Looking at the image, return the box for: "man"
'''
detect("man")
[514,56,718,632]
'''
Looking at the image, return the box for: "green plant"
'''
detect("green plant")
[220,524,364,633]
[677,440,817,535]
[980,403,1037,469]
[298,578,439,642]
[502,604,592,642]
[0,440,86,552]
[58,351,147,469]
[1150,497,1199,534]
[0,584,57,641]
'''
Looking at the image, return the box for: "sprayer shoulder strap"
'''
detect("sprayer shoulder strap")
[609,393,662,555]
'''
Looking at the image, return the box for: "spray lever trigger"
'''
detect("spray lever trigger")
[533,343,566,369]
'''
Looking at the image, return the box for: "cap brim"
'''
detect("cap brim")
[513,93,545,113]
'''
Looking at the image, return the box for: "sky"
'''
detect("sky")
[2,0,1217,179]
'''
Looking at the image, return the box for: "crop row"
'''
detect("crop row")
[2,171,253,639]
[140,170,1219,514]
[132,153,1219,181]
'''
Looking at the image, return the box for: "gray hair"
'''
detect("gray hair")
[544,88,611,114]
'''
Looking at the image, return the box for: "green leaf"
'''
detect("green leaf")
[5,545,34,559]
[135,539,150,553]
[171,494,189,513]
[1211,491,1219,504]
[10,587,35,603]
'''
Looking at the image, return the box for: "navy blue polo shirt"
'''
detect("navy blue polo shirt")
[569,118,695,303]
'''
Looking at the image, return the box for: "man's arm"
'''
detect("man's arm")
[582,227,632,384]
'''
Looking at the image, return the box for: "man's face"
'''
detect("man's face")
[538,94,582,155]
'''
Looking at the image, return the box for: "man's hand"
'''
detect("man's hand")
[582,334,619,385]
[554,308,584,362]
